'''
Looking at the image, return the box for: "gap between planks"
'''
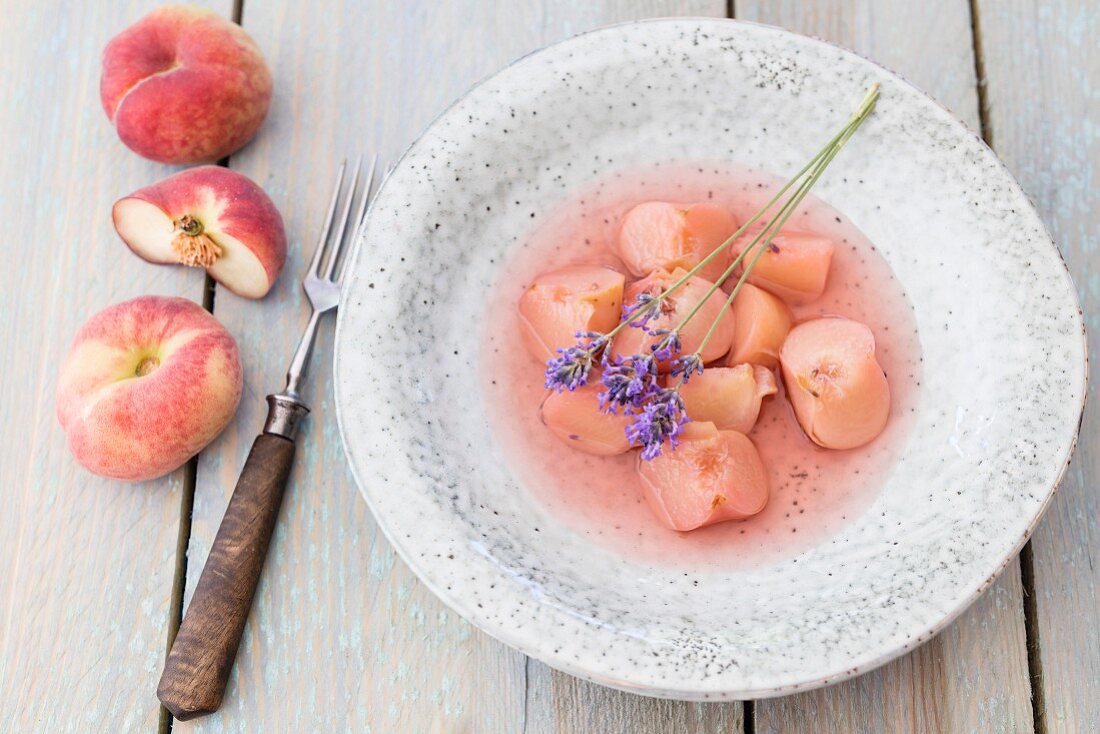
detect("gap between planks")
[968,2,1044,732]
[159,3,246,733]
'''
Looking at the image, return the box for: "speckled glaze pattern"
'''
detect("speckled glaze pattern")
[334,19,1086,699]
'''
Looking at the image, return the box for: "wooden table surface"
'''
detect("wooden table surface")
[1,1,1096,731]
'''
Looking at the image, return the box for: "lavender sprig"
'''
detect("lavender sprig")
[544,331,606,391]
[670,353,703,383]
[625,388,690,460]
[598,353,660,413]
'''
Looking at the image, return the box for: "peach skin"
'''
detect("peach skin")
[56,296,243,482]
[113,166,287,299]
[610,268,734,369]
[540,383,633,455]
[636,422,769,531]
[101,4,273,164]
[727,283,793,369]
[780,317,891,450]
[679,364,777,434]
[519,264,625,361]
[734,231,835,305]
[616,201,736,282]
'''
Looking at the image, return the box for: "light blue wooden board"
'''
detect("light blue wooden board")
[0,1,229,731]
[976,0,1100,730]
[737,2,1034,731]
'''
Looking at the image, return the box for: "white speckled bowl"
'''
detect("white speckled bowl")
[334,19,1086,699]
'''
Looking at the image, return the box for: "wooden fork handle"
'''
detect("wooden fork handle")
[157,428,298,720]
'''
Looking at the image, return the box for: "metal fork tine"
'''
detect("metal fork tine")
[335,156,381,285]
[323,154,363,280]
[309,160,347,277]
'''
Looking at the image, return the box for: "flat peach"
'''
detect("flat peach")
[727,283,793,369]
[616,202,736,282]
[101,5,272,164]
[636,422,768,531]
[540,383,632,456]
[780,317,890,449]
[734,231,835,305]
[609,268,734,369]
[56,296,242,482]
[679,365,777,433]
[519,264,625,360]
[113,166,287,299]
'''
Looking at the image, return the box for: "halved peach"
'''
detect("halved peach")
[727,283,793,369]
[540,383,632,455]
[609,268,734,369]
[519,265,625,360]
[734,231,835,305]
[616,202,736,283]
[679,365,777,434]
[780,318,890,450]
[636,422,769,531]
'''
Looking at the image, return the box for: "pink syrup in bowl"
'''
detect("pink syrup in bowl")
[480,162,922,572]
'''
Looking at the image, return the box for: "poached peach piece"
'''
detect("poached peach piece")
[637,422,768,531]
[616,202,736,283]
[679,365,777,434]
[727,283,793,369]
[780,317,890,450]
[609,268,734,368]
[734,231,835,305]
[540,383,632,456]
[519,265,625,360]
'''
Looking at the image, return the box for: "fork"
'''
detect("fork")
[157,157,379,721]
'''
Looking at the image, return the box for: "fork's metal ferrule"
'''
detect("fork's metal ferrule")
[263,394,310,440]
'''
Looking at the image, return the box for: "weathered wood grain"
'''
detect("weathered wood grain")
[737,2,1035,732]
[177,1,735,732]
[974,1,1100,730]
[0,1,229,731]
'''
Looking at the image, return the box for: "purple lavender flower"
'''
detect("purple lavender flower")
[670,353,703,383]
[598,353,659,414]
[544,331,606,392]
[626,387,690,460]
[650,330,682,362]
[622,293,662,331]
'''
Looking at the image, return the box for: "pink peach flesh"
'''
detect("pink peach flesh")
[636,422,769,531]
[113,166,287,299]
[734,231,835,305]
[780,317,891,449]
[679,364,777,434]
[55,296,243,482]
[616,201,736,282]
[540,383,632,456]
[519,264,625,361]
[727,283,793,369]
[609,268,734,369]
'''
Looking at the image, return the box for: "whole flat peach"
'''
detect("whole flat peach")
[101,5,272,164]
[56,296,242,482]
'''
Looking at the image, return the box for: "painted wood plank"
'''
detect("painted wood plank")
[736,2,1035,732]
[974,1,1100,730]
[0,1,229,731]
[177,2,736,732]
